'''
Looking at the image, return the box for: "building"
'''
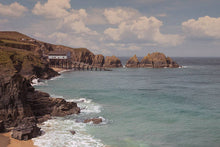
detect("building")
[48,51,72,68]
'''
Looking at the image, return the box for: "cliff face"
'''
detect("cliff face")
[0,32,81,140]
[103,56,123,68]
[92,54,105,67]
[0,72,80,140]
[125,54,140,68]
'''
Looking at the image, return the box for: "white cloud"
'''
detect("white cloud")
[104,16,183,46]
[32,0,71,18]
[182,16,220,39]
[0,2,28,17]
[104,7,140,24]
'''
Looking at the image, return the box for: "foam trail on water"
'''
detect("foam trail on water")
[33,119,105,147]
[68,98,102,114]
[33,97,106,147]
[31,78,47,86]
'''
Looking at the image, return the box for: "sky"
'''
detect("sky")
[0,0,220,57]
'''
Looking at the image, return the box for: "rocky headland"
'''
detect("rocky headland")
[125,52,179,68]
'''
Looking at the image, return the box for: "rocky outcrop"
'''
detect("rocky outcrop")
[84,118,102,124]
[103,56,122,68]
[139,52,179,68]
[0,73,80,140]
[139,54,153,67]
[92,54,104,67]
[11,117,41,140]
[125,54,139,68]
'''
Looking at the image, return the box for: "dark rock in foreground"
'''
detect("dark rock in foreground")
[0,120,5,133]
[0,73,80,140]
[84,118,102,124]
[11,117,41,140]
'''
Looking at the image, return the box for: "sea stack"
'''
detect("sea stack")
[125,54,140,68]
[126,52,180,68]
[103,56,123,68]
[140,52,179,68]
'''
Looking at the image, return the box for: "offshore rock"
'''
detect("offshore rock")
[125,54,139,68]
[140,52,179,68]
[70,130,76,135]
[103,56,122,68]
[84,118,102,124]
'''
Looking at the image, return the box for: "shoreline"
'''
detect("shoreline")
[0,132,36,147]
[51,67,69,73]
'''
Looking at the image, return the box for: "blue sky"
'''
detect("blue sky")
[0,0,220,57]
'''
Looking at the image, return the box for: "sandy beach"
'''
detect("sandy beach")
[0,132,36,147]
[51,67,67,73]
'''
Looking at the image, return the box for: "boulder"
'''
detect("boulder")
[70,130,76,135]
[11,117,41,140]
[103,56,122,68]
[84,118,102,124]
[125,54,139,68]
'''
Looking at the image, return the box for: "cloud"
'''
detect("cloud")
[104,7,140,24]
[32,0,71,18]
[0,2,28,17]
[104,16,183,46]
[182,16,220,39]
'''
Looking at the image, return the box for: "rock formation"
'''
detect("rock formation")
[137,52,179,68]
[92,54,104,67]
[125,54,140,68]
[84,118,102,124]
[103,56,123,68]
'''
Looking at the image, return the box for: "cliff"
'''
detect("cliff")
[0,31,83,140]
[0,73,80,140]
[125,54,140,68]
[103,56,123,68]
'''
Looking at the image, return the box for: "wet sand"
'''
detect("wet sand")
[0,132,36,147]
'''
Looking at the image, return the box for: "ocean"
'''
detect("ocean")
[32,57,220,147]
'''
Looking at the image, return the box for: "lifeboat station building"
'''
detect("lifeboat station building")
[48,51,72,69]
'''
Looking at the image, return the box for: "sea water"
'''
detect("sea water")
[33,57,220,147]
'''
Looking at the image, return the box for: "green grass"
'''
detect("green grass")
[0,48,45,73]
[0,31,31,41]
[0,39,33,45]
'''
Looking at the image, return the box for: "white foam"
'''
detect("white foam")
[33,119,105,147]
[67,98,102,114]
[31,78,47,86]
[58,69,71,74]
[50,75,64,81]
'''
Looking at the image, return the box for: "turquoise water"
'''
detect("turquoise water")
[33,58,220,147]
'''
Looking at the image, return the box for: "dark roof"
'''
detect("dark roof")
[48,51,68,56]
